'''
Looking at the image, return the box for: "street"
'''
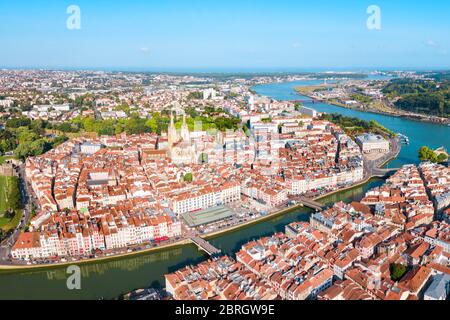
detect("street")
[0,163,32,262]
[363,136,401,178]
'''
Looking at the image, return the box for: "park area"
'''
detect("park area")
[0,175,23,232]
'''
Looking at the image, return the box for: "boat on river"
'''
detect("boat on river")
[397,133,410,145]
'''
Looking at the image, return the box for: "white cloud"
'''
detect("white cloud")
[424,39,448,55]
[292,42,301,48]
[425,39,439,48]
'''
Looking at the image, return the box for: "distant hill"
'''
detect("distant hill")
[383,79,450,118]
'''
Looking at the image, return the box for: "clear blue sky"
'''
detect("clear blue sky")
[0,0,449,71]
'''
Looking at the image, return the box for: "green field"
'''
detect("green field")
[0,175,23,232]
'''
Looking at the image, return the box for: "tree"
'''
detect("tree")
[294,103,304,111]
[185,107,200,118]
[418,146,439,163]
[321,113,394,138]
[53,122,80,133]
[390,263,408,282]
[199,153,208,164]
[6,117,31,129]
[183,173,193,183]
[0,129,17,153]
[4,209,15,219]
[382,79,450,117]
[115,103,131,116]
[52,135,69,148]
[187,92,203,100]
[437,153,448,163]
[419,146,429,161]
[16,139,51,160]
[145,118,159,133]
[16,127,39,145]
[125,116,151,135]
[421,146,433,162]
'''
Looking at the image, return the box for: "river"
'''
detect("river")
[0,79,448,300]
[253,80,450,168]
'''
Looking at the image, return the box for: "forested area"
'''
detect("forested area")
[383,79,450,117]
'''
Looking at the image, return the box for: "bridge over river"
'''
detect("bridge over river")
[371,167,400,177]
[292,99,318,104]
[298,197,326,211]
[189,237,222,257]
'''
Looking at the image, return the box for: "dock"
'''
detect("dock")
[189,237,222,257]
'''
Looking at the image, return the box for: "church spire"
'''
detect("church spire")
[181,112,190,142]
[170,111,174,126]
[168,111,178,147]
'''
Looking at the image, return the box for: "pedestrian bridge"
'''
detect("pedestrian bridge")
[189,237,222,257]
[298,197,326,211]
[293,99,317,104]
[372,167,399,177]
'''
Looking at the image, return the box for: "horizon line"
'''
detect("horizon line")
[1,66,450,74]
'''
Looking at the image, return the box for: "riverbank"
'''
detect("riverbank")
[0,138,400,272]
[204,140,401,241]
[4,79,436,300]
[294,87,450,126]
[0,175,385,272]
[0,81,406,272]
[0,239,192,272]
[204,203,308,240]
[0,202,311,271]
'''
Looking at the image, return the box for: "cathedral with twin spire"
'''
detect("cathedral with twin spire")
[167,112,199,165]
